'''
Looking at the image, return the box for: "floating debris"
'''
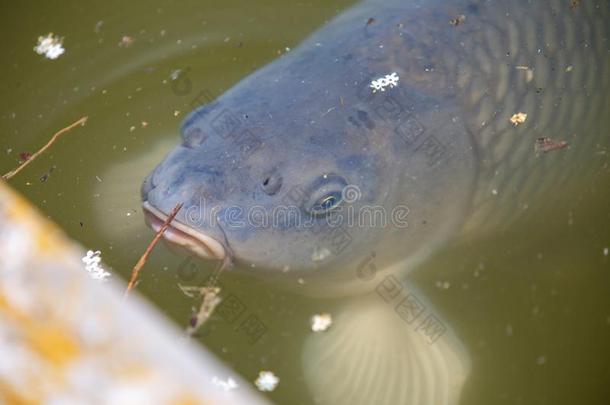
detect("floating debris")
[118,35,135,48]
[603,247,608,257]
[255,371,279,392]
[34,33,65,60]
[39,165,56,182]
[370,72,400,93]
[212,376,238,392]
[180,284,222,336]
[366,17,376,26]
[311,313,333,332]
[18,152,32,163]
[82,250,111,281]
[534,137,569,153]
[181,254,231,336]
[570,0,581,10]
[509,112,528,126]
[449,15,466,26]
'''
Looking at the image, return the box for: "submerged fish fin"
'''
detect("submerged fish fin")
[302,282,470,405]
[93,138,176,240]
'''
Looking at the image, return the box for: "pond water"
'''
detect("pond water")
[1,1,610,404]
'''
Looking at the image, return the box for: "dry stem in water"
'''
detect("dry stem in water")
[2,116,88,180]
[182,257,232,336]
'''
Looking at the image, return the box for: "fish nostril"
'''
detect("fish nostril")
[261,170,283,195]
[182,127,209,149]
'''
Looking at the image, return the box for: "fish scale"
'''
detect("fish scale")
[360,0,610,235]
[450,0,610,234]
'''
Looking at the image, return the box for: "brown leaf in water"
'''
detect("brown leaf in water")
[18,152,32,163]
[535,137,569,154]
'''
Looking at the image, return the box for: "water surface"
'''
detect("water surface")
[1,1,610,404]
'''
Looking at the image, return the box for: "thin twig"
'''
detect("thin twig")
[124,203,183,299]
[2,116,88,181]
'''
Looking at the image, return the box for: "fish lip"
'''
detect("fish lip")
[142,201,226,260]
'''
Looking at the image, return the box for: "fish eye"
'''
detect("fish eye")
[304,174,348,216]
[310,191,343,215]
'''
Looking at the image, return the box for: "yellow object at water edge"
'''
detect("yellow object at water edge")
[0,180,270,405]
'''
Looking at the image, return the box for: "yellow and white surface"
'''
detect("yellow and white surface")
[0,180,270,405]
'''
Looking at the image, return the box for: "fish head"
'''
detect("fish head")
[141,77,391,274]
[141,40,476,288]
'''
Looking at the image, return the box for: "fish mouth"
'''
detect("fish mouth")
[142,201,226,260]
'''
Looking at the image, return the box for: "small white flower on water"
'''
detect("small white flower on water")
[34,33,65,60]
[82,250,111,281]
[212,376,238,392]
[370,72,400,93]
[255,371,279,392]
[311,313,333,332]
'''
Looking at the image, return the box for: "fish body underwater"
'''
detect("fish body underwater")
[141,0,610,404]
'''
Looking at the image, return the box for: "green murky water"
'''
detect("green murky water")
[1,1,610,404]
